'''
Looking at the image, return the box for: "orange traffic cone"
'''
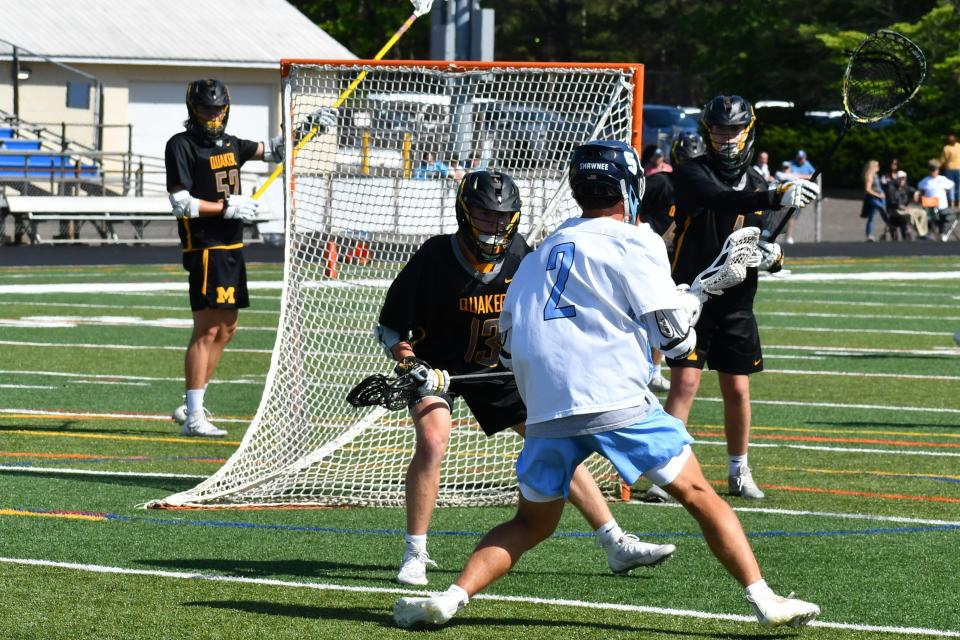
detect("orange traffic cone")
[353,240,371,265]
[323,240,338,279]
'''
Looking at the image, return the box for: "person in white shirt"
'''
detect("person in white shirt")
[916,159,956,241]
[393,140,821,632]
[753,151,774,183]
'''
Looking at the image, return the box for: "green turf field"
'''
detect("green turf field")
[0,256,958,639]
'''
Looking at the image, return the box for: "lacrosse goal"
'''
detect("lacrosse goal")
[149,59,644,508]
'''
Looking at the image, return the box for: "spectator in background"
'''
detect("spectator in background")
[753,151,774,184]
[860,159,887,242]
[413,152,449,180]
[643,146,673,176]
[917,159,956,242]
[789,150,815,178]
[466,153,484,173]
[940,134,960,207]
[448,154,466,182]
[880,158,900,188]
[883,170,916,241]
[774,161,794,184]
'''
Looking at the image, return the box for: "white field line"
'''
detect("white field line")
[777,271,960,282]
[0,384,57,390]
[0,280,283,294]
[761,296,957,308]
[0,369,265,385]
[0,316,276,332]
[764,368,960,382]
[762,326,951,337]
[0,300,279,315]
[763,354,826,360]
[696,395,960,415]
[74,380,151,387]
[0,340,272,354]
[763,310,960,322]
[693,440,960,458]
[0,558,956,637]
[0,408,249,424]
[765,344,958,356]
[0,466,207,479]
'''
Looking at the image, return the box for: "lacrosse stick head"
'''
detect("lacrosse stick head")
[843,30,926,124]
[691,227,761,298]
[410,0,437,17]
[346,373,418,410]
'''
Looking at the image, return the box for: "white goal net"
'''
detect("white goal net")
[150,60,643,508]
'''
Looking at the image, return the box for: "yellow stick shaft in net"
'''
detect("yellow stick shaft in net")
[252,11,421,201]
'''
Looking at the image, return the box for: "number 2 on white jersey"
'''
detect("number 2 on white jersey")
[543,242,577,320]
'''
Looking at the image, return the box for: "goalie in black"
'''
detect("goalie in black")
[663,95,819,498]
[165,78,335,436]
[376,170,676,587]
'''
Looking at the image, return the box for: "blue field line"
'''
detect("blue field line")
[12,508,952,541]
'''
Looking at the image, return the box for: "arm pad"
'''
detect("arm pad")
[644,307,697,359]
[169,190,200,219]
[374,324,404,358]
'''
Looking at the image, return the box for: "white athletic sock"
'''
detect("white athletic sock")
[186,389,205,415]
[729,454,748,476]
[444,584,469,605]
[594,519,623,548]
[404,533,427,549]
[744,579,775,599]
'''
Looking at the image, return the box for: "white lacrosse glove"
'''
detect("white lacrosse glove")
[261,135,284,163]
[395,356,450,397]
[304,106,338,134]
[776,179,820,210]
[676,283,704,326]
[756,240,783,273]
[223,194,258,222]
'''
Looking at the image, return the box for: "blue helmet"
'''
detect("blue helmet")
[568,140,645,224]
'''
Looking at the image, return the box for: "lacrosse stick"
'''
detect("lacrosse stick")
[688,226,760,300]
[252,0,439,201]
[347,370,514,410]
[767,30,926,241]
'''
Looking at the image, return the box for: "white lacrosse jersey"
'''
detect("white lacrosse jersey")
[501,216,683,426]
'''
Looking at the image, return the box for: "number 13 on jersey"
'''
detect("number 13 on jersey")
[543,242,577,320]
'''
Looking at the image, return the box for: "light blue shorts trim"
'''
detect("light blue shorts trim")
[516,407,694,502]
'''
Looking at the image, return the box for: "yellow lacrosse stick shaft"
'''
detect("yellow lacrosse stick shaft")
[252,11,421,201]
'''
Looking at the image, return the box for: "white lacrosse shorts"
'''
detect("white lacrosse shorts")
[516,408,694,502]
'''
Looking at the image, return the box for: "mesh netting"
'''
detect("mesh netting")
[151,61,641,508]
[843,30,925,123]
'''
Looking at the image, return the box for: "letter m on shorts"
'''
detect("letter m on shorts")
[216,286,236,304]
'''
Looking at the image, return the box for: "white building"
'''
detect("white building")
[0,0,354,160]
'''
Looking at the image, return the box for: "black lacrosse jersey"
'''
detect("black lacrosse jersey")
[639,171,675,236]
[165,130,260,251]
[670,157,779,307]
[379,233,531,376]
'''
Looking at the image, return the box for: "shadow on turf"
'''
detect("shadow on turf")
[0,467,198,493]
[0,419,180,437]
[183,600,782,638]
[142,558,390,581]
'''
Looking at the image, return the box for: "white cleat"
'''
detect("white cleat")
[181,410,227,437]
[396,545,438,586]
[393,592,467,628]
[603,534,676,574]
[172,400,212,425]
[648,375,671,392]
[728,465,765,499]
[640,484,675,503]
[747,591,820,628]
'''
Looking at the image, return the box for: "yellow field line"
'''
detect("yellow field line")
[1,429,240,447]
[698,423,960,440]
[701,462,960,481]
[0,508,105,522]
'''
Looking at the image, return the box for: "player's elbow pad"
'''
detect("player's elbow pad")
[374,324,403,358]
[646,308,696,359]
[169,190,200,219]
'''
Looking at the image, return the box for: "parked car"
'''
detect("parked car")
[642,104,699,148]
